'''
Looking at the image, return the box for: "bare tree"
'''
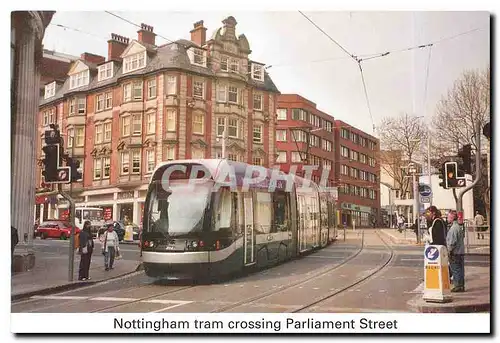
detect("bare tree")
[431,66,491,219]
[377,113,428,200]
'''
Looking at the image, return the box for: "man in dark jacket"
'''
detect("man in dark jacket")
[11,226,19,272]
[424,206,447,246]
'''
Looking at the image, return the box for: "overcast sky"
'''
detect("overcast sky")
[42,11,490,134]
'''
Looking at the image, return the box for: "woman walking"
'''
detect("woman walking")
[102,223,120,271]
[78,221,94,281]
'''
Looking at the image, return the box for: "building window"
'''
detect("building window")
[192,114,204,135]
[193,81,204,99]
[123,52,146,74]
[133,81,143,101]
[166,75,177,95]
[322,139,332,152]
[121,116,130,137]
[146,150,155,173]
[291,130,307,142]
[75,127,84,147]
[42,111,48,126]
[217,85,227,102]
[228,86,238,103]
[67,128,74,148]
[93,158,102,180]
[323,160,332,170]
[369,140,377,150]
[253,94,262,110]
[325,121,332,132]
[121,152,129,174]
[350,132,358,144]
[103,157,110,178]
[277,108,287,120]
[221,56,228,71]
[131,150,141,174]
[192,148,204,159]
[49,110,55,124]
[77,98,86,114]
[228,153,238,162]
[309,135,319,147]
[251,63,264,81]
[147,112,156,135]
[369,157,376,167]
[341,165,349,175]
[276,130,287,142]
[132,114,142,135]
[276,151,287,163]
[253,157,263,166]
[351,150,359,161]
[104,122,112,141]
[291,152,302,163]
[229,59,239,73]
[95,124,103,144]
[228,118,239,138]
[350,167,359,179]
[341,128,350,139]
[341,146,349,158]
[75,158,84,181]
[44,82,56,99]
[216,117,225,136]
[360,137,367,147]
[166,109,176,132]
[98,62,113,81]
[69,99,76,115]
[292,108,307,121]
[253,125,262,144]
[69,70,89,90]
[96,94,104,112]
[190,48,206,66]
[147,79,156,99]
[105,92,112,109]
[123,83,131,102]
[165,146,175,160]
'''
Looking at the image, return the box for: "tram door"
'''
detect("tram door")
[243,192,255,266]
[311,196,320,247]
[297,195,308,252]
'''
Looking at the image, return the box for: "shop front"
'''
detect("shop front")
[339,203,374,228]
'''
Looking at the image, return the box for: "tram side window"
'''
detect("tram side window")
[255,192,272,234]
[273,192,289,232]
[213,189,232,232]
[320,196,328,227]
[231,192,244,235]
[327,199,335,227]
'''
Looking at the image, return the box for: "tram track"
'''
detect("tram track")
[291,230,395,312]
[209,231,366,313]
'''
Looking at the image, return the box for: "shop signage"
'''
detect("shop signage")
[118,191,134,200]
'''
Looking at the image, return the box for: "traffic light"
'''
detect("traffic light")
[457,144,472,174]
[67,157,82,182]
[41,144,59,182]
[445,161,458,188]
[438,163,447,189]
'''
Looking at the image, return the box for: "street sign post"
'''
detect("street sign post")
[419,184,432,197]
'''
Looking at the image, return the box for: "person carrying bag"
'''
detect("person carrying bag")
[78,221,94,281]
[102,223,120,271]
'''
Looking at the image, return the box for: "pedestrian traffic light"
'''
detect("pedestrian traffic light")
[438,163,447,189]
[445,162,458,188]
[67,157,82,182]
[41,144,59,182]
[457,144,472,174]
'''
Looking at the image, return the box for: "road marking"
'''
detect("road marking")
[29,295,192,306]
[150,302,191,313]
[305,255,344,259]
[404,282,424,294]
[31,295,86,300]
[91,297,137,302]
[400,258,423,261]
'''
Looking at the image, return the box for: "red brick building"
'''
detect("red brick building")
[276,94,380,228]
[335,120,380,227]
[36,16,280,224]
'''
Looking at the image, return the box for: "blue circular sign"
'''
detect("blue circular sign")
[419,184,432,197]
[425,246,439,261]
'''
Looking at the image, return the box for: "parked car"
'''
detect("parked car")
[37,220,81,240]
[97,221,140,242]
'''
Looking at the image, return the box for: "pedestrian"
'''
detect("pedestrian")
[474,211,486,239]
[423,206,447,246]
[102,223,120,271]
[397,215,404,233]
[78,220,94,281]
[11,226,19,272]
[446,210,465,292]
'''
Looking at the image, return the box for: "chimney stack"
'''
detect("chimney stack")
[190,20,207,46]
[137,23,156,46]
[107,33,130,62]
[80,52,106,65]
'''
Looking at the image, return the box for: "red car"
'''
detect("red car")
[37,220,81,240]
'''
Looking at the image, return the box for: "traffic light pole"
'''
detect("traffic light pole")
[58,184,76,282]
[456,121,482,223]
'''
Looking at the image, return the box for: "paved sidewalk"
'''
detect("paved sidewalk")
[379,228,420,245]
[407,266,490,313]
[11,251,141,300]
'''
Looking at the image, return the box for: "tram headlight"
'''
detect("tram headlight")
[191,241,198,248]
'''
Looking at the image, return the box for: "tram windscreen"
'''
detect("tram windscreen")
[145,181,212,236]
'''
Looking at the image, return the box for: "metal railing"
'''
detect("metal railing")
[464,222,490,254]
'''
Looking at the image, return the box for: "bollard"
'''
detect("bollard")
[423,245,452,303]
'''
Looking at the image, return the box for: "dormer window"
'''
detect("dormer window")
[123,52,146,74]
[69,70,89,90]
[188,48,207,67]
[251,63,264,81]
[44,82,56,99]
[98,62,113,81]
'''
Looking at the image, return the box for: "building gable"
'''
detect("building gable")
[67,60,89,76]
[120,40,147,58]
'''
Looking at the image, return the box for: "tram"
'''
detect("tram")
[140,159,338,280]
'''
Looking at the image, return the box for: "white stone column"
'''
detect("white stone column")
[112,192,118,221]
